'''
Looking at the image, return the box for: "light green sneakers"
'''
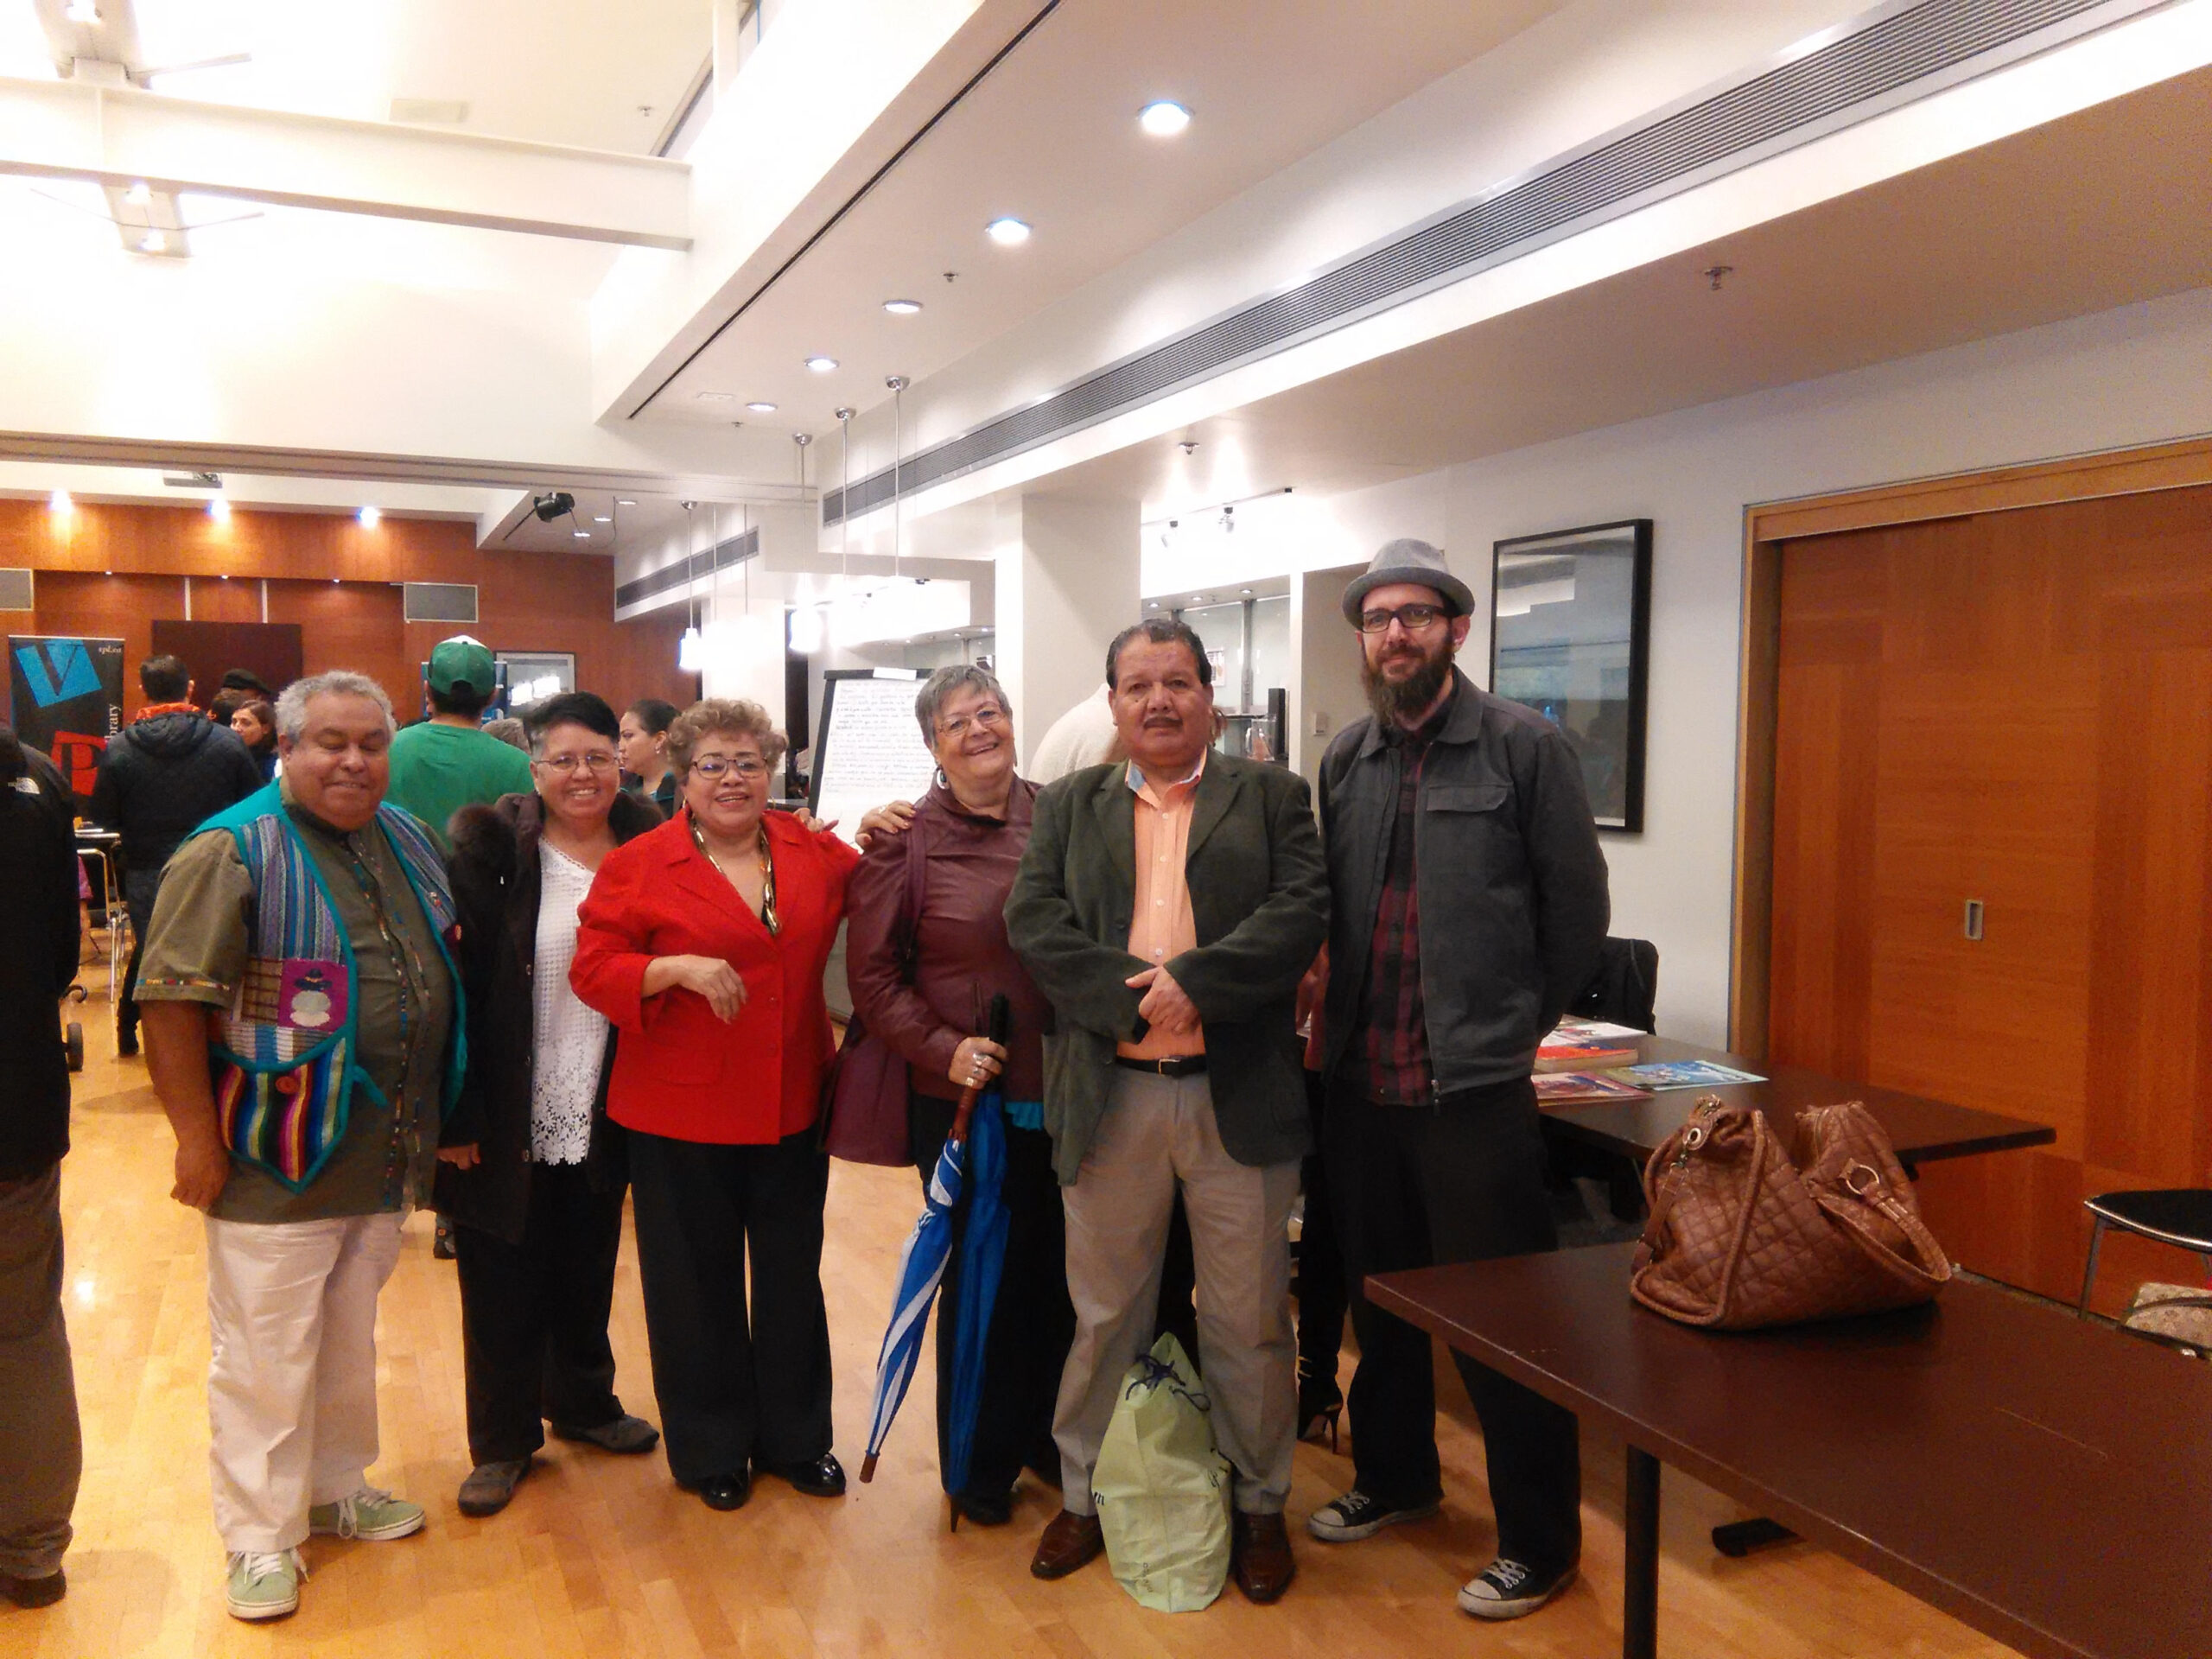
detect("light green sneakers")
[307,1486,426,1542]
[226,1548,304,1620]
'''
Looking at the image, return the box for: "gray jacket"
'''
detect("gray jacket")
[1006,752,1330,1184]
[1319,670,1610,1097]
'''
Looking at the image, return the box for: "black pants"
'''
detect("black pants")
[1325,1077,1582,1574]
[626,1127,833,1484]
[1295,1070,1347,1397]
[910,1094,1074,1499]
[117,898,151,1048]
[450,1161,629,1465]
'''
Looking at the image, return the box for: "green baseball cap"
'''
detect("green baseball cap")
[426,635,497,696]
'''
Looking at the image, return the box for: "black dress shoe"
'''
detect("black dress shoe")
[0,1567,64,1608]
[953,1488,1014,1527]
[696,1470,751,1511]
[771,1453,846,1497]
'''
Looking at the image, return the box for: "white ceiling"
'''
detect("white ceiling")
[20,0,715,155]
[1024,64,2212,514]
[633,0,1567,430]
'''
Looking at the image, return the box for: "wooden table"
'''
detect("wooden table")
[1540,1035,2055,1171]
[1370,1245,2212,1659]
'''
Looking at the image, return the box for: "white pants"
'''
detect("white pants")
[204,1212,403,1553]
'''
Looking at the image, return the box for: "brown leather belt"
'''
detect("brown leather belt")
[1113,1054,1208,1078]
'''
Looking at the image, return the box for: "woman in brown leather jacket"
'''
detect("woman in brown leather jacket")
[844,664,1070,1529]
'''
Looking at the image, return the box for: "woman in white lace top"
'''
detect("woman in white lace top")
[432,691,668,1521]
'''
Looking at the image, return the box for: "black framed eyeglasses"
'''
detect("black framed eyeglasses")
[1357,603,1449,634]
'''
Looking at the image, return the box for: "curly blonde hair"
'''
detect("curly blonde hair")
[667,698,788,776]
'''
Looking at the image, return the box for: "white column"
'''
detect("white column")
[1290,563,1368,783]
[995,496,1141,768]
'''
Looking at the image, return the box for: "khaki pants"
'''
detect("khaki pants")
[0,1166,79,1580]
[1054,1068,1299,1515]
[204,1211,403,1553]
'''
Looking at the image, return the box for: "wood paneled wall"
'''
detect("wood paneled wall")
[1767,485,2212,1311]
[0,499,694,719]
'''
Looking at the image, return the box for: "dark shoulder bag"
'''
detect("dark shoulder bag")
[819,820,930,1166]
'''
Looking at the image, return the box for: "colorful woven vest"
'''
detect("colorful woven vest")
[198,782,466,1192]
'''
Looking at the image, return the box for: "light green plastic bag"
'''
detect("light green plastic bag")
[1091,1332,1232,1612]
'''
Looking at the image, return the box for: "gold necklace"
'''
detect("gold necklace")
[691,821,779,936]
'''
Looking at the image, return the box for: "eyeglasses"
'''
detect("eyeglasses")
[690,755,769,780]
[936,705,1008,741]
[1357,603,1449,634]
[537,751,619,775]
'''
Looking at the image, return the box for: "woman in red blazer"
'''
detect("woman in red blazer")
[571,698,859,1512]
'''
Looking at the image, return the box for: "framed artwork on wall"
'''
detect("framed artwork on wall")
[1490,518,1652,832]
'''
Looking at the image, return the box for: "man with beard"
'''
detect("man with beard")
[1306,539,1608,1623]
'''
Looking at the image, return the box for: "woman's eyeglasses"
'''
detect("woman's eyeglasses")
[537,752,619,775]
[690,755,769,780]
[935,706,1008,741]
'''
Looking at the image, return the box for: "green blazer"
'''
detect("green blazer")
[1005,751,1330,1184]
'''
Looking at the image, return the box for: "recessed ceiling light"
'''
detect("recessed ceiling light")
[1138,100,1191,137]
[745,401,778,414]
[64,0,99,22]
[219,573,229,581]
[882,299,923,315]
[123,181,150,207]
[985,217,1031,246]
[616,498,637,506]
[804,356,838,373]
[573,530,590,539]
[137,231,165,254]
[358,505,380,528]
[593,514,612,523]
[48,491,72,515]
[696,391,735,403]
[207,497,229,522]
[1191,594,1206,601]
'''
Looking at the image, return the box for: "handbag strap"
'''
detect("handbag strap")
[894,810,929,976]
[1815,1175,1954,1286]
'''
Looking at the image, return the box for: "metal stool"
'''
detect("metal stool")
[2077,1190,2212,1316]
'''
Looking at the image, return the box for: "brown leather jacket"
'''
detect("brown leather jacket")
[845,779,1051,1103]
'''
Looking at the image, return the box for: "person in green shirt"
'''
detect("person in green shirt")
[384,637,533,848]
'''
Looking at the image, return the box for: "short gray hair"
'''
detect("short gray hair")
[913,664,1011,747]
[275,671,397,743]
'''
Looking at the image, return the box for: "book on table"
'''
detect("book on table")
[1536,1041,1642,1073]
[1534,1071,1656,1104]
[1606,1058,1766,1090]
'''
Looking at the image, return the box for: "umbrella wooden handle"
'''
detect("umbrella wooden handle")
[860,1452,880,1483]
[950,994,1011,1144]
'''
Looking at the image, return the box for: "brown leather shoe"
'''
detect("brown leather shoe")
[1030,1509,1105,1580]
[1232,1510,1296,1604]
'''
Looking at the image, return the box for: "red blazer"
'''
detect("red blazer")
[571,809,861,1145]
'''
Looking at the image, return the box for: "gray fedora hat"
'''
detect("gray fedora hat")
[1341,538,1476,625]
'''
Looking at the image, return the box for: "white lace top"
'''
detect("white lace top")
[531,842,608,1165]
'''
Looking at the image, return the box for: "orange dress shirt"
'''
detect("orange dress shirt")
[1118,752,1206,1060]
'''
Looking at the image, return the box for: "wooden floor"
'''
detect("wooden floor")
[14,975,2021,1657]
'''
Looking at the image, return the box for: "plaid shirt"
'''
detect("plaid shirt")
[1351,696,1452,1104]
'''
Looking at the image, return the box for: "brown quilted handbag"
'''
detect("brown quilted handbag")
[1630,1096,1953,1329]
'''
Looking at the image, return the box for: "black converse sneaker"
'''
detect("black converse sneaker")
[1305,1488,1442,1542]
[1457,1557,1577,1619]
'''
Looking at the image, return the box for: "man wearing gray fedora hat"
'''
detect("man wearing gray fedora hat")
[1306,537,1609,1623]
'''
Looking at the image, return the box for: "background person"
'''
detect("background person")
[1006,618,1329,1605]
[89,653,262,1057]
[384,636,532,850]
[0,732,86,1609]
[618,697,681,820]
[436,692,664,1519]
[1308,539,1609,1624]
[845,665,1069,1529]
[571,699,859,1513]
[136,671,461,1622]
[230,699,280,783]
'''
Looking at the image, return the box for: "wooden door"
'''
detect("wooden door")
[1769,486,2212,1309]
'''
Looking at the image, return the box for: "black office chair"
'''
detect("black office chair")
[1548,938,1660,1246]
[2076,1190,2212,1318]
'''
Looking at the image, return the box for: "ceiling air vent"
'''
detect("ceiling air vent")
[403,582,479,625]
[0,568,32,611]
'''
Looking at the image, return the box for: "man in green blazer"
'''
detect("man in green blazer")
[1007,618,1328,1605]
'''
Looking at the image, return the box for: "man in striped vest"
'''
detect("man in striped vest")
[138,671,465,1624]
